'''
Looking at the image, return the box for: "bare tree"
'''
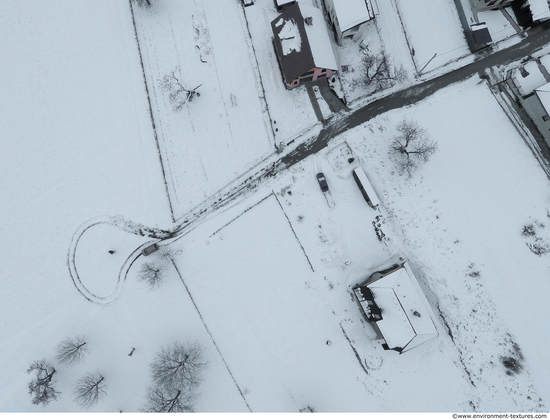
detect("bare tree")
[157,246,182,262]
[151,342,207,391]
[141,386,195,413]
[133,0,152,8]
[390,119,438,177]
[161,67,201,111]
[360,50,407,93]
[27,360,60,406]
[138,261,167,289]
[56,336,88,365]
[73,371,106,409]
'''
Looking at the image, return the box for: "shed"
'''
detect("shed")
[471,22,493,48]
[353,262,438,354]
[325,0,377,44]
[275,0,296,11]
[271,2,338,88]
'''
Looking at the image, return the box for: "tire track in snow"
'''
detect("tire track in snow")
[67,216,169,306]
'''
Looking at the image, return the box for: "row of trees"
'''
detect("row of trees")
[27,337,206,412]
[27,336,105,408]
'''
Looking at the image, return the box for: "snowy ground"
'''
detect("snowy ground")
[1,0,550,414]
[395,0,470,74]
[132,0,275,219]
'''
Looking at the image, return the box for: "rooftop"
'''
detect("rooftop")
[332,0,375,32]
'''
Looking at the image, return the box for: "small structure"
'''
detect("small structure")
[325,0,377,45]
[271,2,338,88]
[275,0,296,11]
[535,82,550,120]
[242,0,255,7]
[471,22,493,49]
[353,262,438,354]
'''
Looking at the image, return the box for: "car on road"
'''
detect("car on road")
[316,172,329,192]
[142,243,160,256]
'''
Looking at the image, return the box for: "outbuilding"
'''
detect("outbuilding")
[271,2,338,88]
[324,0,377,45]
[353,262,438,354]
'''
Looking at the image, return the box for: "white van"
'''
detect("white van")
[352,167,380,209]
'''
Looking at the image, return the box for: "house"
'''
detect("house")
[271,2,338,88]
[470,0,513,11]
[324,0,377,45]
[472,0,549,24]
[353,262,438,354]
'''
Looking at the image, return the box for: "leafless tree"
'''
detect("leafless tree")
[390,119,438,177]
[360,50,407,93]
[133,0,152,8]
[56,336,88,365]
[150,342,207,391]
[141,386,195,413]
[157,246,182,262]
[161,67,201,111]
[27,360,60,406]
[73,371,106,409]
[138,261,167,289]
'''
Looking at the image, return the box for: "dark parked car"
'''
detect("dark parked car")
[316,172,329,192]
[142,243,159,256]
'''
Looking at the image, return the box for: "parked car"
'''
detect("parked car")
[142,243,159,256]
[316,172,329,192]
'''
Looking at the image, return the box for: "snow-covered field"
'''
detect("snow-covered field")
[395,0,469,74]
[132,0,275,219]
[1,0,550,414]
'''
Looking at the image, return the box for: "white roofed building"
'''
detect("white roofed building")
[324,0,377,45]
[271,2,338,88]
[527,0,550,22]
[353,262,438,354]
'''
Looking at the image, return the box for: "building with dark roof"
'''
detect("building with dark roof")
[271,2,338,88]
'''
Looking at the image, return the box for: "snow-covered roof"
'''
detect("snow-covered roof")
[271,3,338,82]
[471,22,492,46]
[535,81,550,114]
[366,263,438,352]
[528,0,550,22]
[276,17,302,55]
[331,0,375,32]
[512,61,547,96]
[299,4,338,71]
